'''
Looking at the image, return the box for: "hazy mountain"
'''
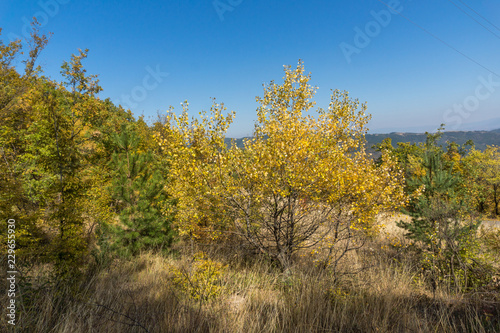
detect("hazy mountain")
[365,129,500,151]
[369,117,500,134]
[226,129,500,151]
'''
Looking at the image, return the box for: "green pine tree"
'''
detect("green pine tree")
[108,124,174,257]
[397,129,485,291]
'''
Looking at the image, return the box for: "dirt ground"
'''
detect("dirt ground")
[378,212,500,234]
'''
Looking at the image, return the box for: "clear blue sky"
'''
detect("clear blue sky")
[2,0,500,136]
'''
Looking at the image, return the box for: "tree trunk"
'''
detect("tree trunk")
[493,184,499,216]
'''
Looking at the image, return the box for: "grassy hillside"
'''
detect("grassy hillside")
[5,218,499,333]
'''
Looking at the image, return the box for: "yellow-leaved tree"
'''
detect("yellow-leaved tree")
[220,61,406,270]
[154,100,235,241]
[156,61,406,270]
[466,145,500,216]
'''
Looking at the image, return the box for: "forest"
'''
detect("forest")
[1,23,500,332]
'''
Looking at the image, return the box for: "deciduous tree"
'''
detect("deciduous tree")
[156,61,406,271]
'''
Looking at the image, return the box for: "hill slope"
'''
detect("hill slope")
[365,129,500,151]
[226,129,500,151]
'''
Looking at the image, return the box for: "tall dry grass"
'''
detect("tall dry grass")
[1,227,499,332]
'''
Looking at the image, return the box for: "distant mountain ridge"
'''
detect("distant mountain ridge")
[369,117,500,134]
[225,128,500,151]
[365,129,500,151]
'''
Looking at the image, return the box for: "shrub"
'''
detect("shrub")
[171,252,227,301]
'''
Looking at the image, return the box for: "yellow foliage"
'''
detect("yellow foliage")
[155,100,235,240]
[171,252,227,301]
[156,61,406,268]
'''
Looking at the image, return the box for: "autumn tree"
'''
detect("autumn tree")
[0,22,50,260]
[466,145,500,216]
[483,146,500,216]
[0,25,133,277]
[0,20,48,114]
[220,62,405,270]
[156,61,406,271]
[20,49,105,275]
[154,100,235,242]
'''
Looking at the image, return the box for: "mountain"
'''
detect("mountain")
[365,129,500,151]
[226,129,500,151]
[369,117,500,134]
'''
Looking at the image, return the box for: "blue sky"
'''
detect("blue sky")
[1,0,500,136]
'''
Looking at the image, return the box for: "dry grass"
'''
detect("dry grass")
[2,224,499,333]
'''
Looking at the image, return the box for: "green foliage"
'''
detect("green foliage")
[107,124,175,257]
[366,129,500,152]
[0,23,50,259]
[0,22,142,279]
[395,129,489,291]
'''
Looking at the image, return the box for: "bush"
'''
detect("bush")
[171,252,227,301]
